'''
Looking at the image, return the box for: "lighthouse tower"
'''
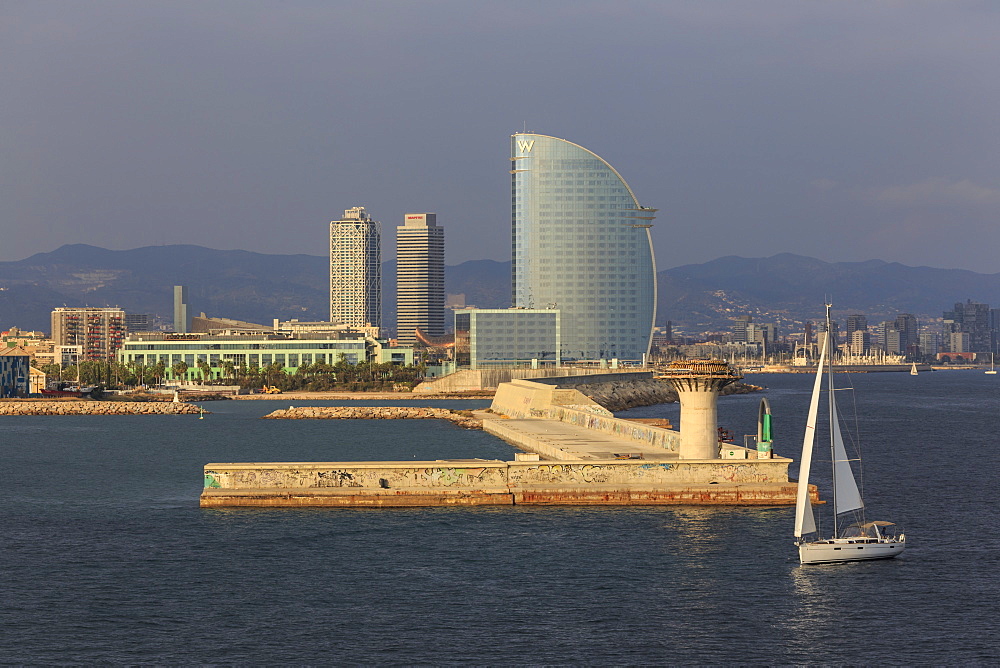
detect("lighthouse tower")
[658,360,742,459]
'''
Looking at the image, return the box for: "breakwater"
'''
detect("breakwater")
[0,401,205,415]
[261,406,482,429]
[201,460,814,507]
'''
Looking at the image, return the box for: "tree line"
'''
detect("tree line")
[38,356,428,392]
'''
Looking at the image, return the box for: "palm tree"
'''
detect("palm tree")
[151,360,166,386]
[171,360,189,383]
[132,362,146,387]
[221,360,236,385]
[265,362,284,388]
[196,359,211,385]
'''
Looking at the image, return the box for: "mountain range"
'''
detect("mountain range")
[1,244,997,335]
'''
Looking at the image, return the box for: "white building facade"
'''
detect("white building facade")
[330,206,381,328]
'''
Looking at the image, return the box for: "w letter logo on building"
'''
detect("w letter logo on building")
[517,139,535,153]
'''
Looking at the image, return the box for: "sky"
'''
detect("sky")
[3,1,999,273]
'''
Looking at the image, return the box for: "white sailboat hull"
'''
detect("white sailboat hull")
[798,538,905,564]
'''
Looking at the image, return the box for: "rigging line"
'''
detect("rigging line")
[839,367,866,518]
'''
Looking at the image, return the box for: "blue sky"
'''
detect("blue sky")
[3,1,999,272]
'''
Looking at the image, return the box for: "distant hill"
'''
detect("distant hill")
[0,244,512,332]
[1,245,997,334]
[658,253,1000,333]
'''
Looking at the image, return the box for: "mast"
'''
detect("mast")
[825,302,839,539]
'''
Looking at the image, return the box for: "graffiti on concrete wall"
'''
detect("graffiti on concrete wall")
[709,463,775,483]
[205,459,782,490]
[207,465,508,490]
[508,462,677,485]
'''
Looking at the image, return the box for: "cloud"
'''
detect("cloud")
[868,178,1000,210]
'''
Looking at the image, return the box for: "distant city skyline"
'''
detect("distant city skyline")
[3,2,1000,273]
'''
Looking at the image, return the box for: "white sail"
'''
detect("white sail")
[830,393,864,515]
[794,333,827,537]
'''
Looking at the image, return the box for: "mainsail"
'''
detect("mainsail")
[830,393,864,515]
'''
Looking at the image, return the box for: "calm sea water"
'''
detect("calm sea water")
[2,376,998,665]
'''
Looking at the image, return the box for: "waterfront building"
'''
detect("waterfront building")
[849,330,871,355]
[124,313,150,333]
[895,313,918,354]
[396,213,445,346]
[272,319,380,340]
[949,331,970,354]
[731,316,753,343]
[885,328,903,355]
[119,331,413,381]
[845,315,867,341]
[50,307,126,362]
[191,313,267,333]
[511,133,656,362]
[0,347,30,397]
[816,318,840,347]
[173,286,190,334]
[991,308,1000,352]
[330,206,381,328]
[746,322,778,348]
[56,345,82,366]
[944,300,991,352]
[1,328,55,366]
[455,309,560,369]
[919,331,940,357]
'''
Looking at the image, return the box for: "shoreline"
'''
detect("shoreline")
[232,391,495,400]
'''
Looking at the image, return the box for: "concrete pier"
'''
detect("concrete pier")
[200,373,811,508]
[201,460,812,507]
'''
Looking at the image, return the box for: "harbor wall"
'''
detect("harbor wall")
[201,460,810,507]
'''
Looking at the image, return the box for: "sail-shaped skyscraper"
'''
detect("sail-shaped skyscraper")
[510,133,657,361]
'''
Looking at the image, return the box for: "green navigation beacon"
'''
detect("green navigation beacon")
[757,397,773,459]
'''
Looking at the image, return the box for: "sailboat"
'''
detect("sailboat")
[986,353,997,375]
[793,303,906,564]
[910,363,918,376]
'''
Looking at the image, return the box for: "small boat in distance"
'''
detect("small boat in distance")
[987,353,997,375]
[40,383,96,398]
[910,363,918,376]
[793,303,907,564]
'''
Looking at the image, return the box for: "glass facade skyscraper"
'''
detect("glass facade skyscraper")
[511,133,656,361]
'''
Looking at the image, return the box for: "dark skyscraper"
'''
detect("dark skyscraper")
[396,213,445,346]
[845,314,867,338]
[945,301,990,352]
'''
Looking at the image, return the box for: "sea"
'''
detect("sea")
[2,370,998,665]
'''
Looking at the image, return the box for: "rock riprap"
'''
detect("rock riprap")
[576,379,763,412]
[262,406,482,429]
[0,401,205,415]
